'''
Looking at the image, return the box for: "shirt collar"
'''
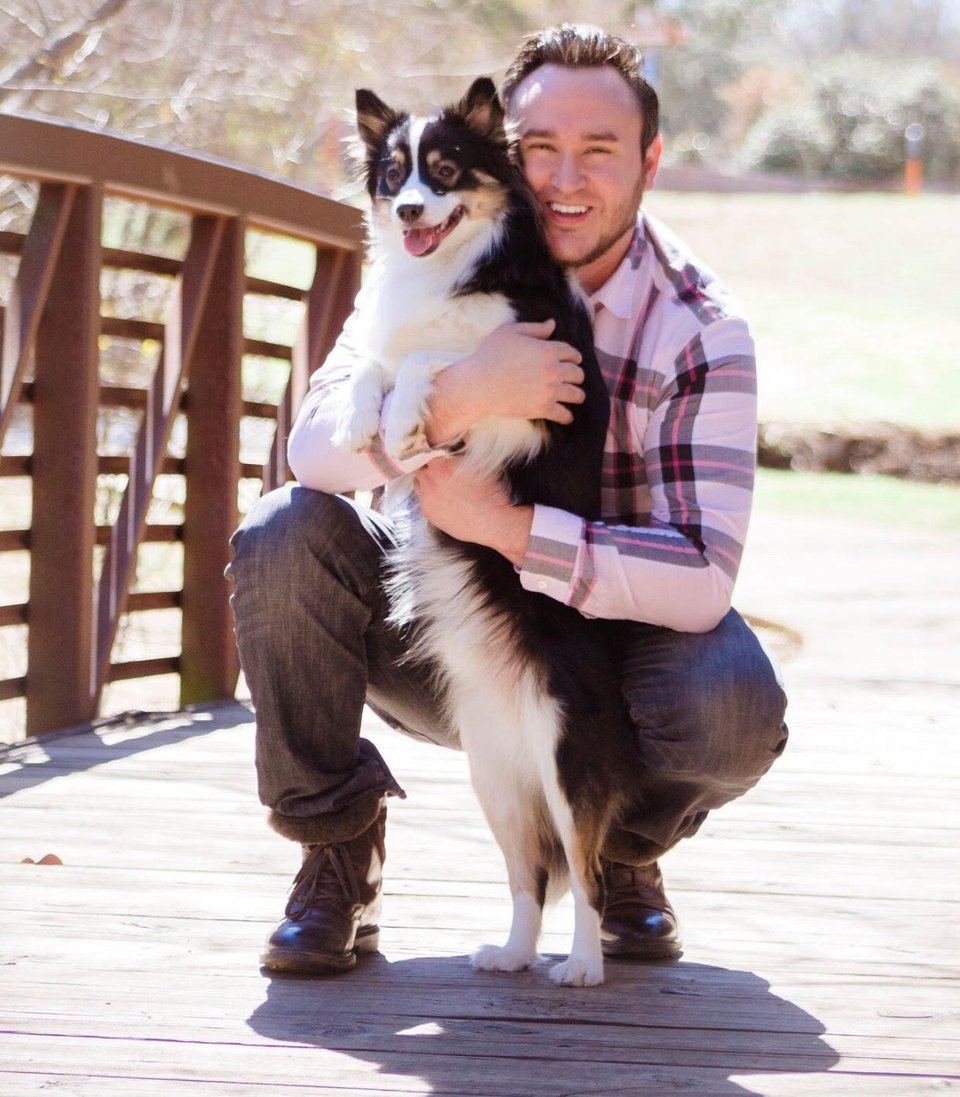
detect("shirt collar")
[589,215,648,321]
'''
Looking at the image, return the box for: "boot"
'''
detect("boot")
[260,804,386,975]
[600,859,682,961]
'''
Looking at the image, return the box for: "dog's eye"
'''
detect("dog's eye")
[434,162,459,183]
[384,163,404,188]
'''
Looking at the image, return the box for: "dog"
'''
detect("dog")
[335,77,640,986]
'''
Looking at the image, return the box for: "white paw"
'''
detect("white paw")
[383,413,426,461]
[471,943,540,973]
[549,953,605,987]
[332,407,380,453]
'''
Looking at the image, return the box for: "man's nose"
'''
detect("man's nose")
[553,152,583,190]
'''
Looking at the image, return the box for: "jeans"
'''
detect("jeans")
[227,484,788,861]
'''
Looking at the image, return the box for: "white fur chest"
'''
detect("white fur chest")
[361,259,516,374]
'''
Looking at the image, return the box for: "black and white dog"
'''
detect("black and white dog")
[336,77,638,986]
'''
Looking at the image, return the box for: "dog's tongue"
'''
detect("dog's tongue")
[403,226,440,257]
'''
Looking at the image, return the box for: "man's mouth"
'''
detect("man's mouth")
[401,206,466,257]
[547,201,590,221]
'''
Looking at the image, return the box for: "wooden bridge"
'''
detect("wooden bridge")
[1,114,958,1095]
[0,112,362,739]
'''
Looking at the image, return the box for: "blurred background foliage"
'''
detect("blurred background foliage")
[1,0,959,191]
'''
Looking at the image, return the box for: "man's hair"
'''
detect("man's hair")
[501,24,660,156]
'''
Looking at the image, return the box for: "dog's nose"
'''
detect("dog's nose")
[396,202,424,224]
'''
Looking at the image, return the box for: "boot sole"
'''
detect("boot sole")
[260,927,380,976]
[601,937,682,962]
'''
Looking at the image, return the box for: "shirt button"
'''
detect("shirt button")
[537,581,547,590]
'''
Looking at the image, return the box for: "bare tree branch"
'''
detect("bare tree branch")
[0,0,131,105]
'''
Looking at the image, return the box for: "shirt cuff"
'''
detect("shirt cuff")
[519,505,586,603]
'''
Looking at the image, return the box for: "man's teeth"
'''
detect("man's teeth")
[550,203,588,214]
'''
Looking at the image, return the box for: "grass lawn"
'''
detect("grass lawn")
[643,191,960,434]
[755,467,960,534]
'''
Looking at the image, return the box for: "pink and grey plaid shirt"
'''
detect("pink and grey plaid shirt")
[288,211,757,633]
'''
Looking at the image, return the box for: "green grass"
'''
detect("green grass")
[756,467,960,533]
[643,192,960,433]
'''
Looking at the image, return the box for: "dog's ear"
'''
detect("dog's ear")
[355,88,400,153]
[457,77,504,139]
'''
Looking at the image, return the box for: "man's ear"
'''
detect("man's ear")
[355,88,400,153]
[642,133,664,191]
[456,76,505,139]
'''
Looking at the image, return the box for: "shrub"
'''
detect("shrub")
[739,55,960,182]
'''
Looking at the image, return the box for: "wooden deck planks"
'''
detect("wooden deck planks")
[2,694,959,1096]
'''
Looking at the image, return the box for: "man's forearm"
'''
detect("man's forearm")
[424,359,482,446]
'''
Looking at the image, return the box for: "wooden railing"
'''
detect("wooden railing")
[0,113,363,738]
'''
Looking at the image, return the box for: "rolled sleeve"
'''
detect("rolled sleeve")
[519,505,591,607]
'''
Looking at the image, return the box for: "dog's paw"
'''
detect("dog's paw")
[549,953,605,987]
[471,943,539,973]
[384,416,426,461]
[332,408,380,453]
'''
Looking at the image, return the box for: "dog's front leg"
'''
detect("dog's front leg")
[473,884,544,974]
[332,359,389,452]
[466,757,544,972]
[384,350,457,460]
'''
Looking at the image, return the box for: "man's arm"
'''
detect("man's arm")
[289,312,587,493]
[420,320,758,633]
[288,299,446,493]
[518,324,758,632]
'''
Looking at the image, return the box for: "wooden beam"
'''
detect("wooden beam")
[26,184,101,735]
[180,216,244,705]
[0,183,76,449]
[92,215,225,708]
[0,113,364,250]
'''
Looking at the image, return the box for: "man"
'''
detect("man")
[228,24,788,976]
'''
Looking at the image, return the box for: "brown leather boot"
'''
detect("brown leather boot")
[600,859,682,961]
[260,804,386,975]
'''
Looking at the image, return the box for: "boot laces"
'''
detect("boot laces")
[286,843,363,921]
[603,861,669,914]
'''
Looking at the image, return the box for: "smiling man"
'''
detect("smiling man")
[228,24,789,977]
[514,66,657,292]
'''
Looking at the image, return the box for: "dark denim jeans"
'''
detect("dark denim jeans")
[227,485,788,861]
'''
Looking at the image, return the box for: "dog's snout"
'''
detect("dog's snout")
[396,202,424,224]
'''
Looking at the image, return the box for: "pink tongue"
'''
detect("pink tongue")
[403,227,439,256]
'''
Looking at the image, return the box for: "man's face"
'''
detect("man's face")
[511,64,662,294]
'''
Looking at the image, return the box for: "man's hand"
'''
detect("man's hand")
[425,319,586,446]
[414,456,533,568]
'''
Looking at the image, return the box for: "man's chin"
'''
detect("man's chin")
[544,230,594,270]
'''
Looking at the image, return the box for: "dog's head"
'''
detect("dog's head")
[354,77,517,260]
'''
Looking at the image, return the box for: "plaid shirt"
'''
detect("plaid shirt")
[518,213,757,631]
[288,211,757,632]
